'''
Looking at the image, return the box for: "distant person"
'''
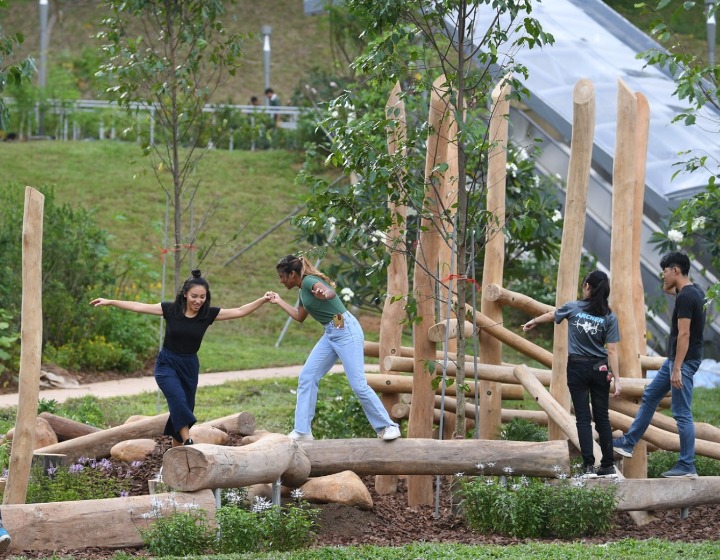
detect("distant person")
[250,96,260,107]
[90,270,271,447]
[265,87,281,128]
[522,270,621,478]
[614,251,706,477]
[267,255,401,442]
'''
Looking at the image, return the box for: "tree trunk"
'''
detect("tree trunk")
[2,490,215,552]
[39,412,101,441]
[4,187,44,506]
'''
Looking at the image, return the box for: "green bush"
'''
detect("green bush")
[56,395,106,427]
[461,473,616,539]
[216,506,263,553]
[47,335,137,372]
[141,508,214,557]
[499,417,548,442]
[0,308,19,388]
[24,458,131,503]
[312,374,378,439]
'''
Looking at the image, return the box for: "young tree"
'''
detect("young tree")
[0,0,35,132]
[96,0,244,291]
[296,1,557,438]
[635,1,720,305]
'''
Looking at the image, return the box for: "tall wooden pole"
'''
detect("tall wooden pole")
[4,187,44,505]
[548,79,595,441]
[376,82,409,495]
[408,76,447,505]
[477,77,510,440]
[632,92,650,353]
[611,79,645,479]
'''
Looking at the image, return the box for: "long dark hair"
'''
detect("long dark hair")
[581,269,611,317]
[171,269,211,318]
[275,255,335,287]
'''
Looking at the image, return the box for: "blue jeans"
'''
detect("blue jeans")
[294,311,397,434]
[624,358,701,469]
[567,359,614,468]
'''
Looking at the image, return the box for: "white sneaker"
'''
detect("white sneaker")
[288,430,314,441]
[379,425,401,441]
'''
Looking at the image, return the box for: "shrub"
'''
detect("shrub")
[461,472,616,539]
[140,508,214,557]
[0,308,19,389]
[56,395,106,427]
[216,506,263,553]
[24,458,131,503]
[312,374,378,439]
[499,417,548,442]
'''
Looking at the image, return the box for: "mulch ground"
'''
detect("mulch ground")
[17,432,720,558]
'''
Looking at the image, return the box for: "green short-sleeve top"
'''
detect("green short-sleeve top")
[299,275,346,324]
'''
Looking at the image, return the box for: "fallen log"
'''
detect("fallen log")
[162,433,311,491]
[585,476,720,511]
[197,411,256,436]
[38,412,101,441]
[35,413,170,462]
[3,490,215,552]
[298,438,570,478]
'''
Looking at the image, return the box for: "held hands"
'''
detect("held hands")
[265,291,280,304]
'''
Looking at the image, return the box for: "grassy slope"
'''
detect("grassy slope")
[0,141,331,371]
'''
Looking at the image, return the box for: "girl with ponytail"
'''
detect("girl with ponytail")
[522,269,621,477]
[268,255,401,441]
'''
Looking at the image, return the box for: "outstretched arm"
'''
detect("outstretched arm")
[89,298,162,316]
[216,295,271,321]
[266,291,309,323]
[521,309,556,332]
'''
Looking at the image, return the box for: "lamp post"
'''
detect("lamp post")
[707,0,717,67]
[262,25,272,105]
[38,0,49,136]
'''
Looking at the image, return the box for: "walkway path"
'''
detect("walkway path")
[0,364,380,408]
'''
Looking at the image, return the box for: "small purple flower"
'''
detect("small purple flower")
[99,458,112,471]
[120,490,129,497]
[130,461,143,468]
[69,463,84,473]
[77,456,90,465]
[46,465,58,476]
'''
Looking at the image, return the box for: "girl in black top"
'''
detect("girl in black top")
[91,270,270,446]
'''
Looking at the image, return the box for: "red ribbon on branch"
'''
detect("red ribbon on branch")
[159,244,198,262]
[441,274,480,290]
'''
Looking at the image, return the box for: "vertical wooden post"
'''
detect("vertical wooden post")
[632,93,650,353]
[477,77,510,440]
[376,82,409,495]
[408,76,447,506]
[548,79,595,441]
[4,187,44,505]
[611,79,645,479]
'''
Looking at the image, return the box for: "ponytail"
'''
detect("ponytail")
[582,269,611,316]
[276,255,335,287]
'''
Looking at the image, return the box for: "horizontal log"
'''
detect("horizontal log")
[298,438,570,478]
[366,373,522,400]
[482,283,555,315]
[640,355,665,371]
[35,413,169,462]
[364,340,415,359]
[393,399,548,427]
[390,403,475,431]
[380,358,659,402]
[585,476,720,511]
[198,411,256,436]
[3,490,215,552]
[162,434,311,491]
[39,412,101,441]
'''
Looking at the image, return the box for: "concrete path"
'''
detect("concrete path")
[0,363,380,408]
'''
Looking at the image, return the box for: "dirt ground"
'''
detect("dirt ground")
[18,434,720,559]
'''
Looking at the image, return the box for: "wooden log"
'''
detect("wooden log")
[483,283,554,316]
[297,438,570,478]
[161,434,311,491]
[632,92,650,353]
[513,364,597,459]
[549,79,595,441]
[612,79,646,480]
[367,372,523,400]
[365,340,415,359]
[5,187,44,506]
[463,306,553,367]
[585,477,720,511]
[609,409,720,461]
[640,355,665,371]
[3,490,215,552]
[377,81,409,496]
[390,402,475,433]
[408,75,448,506]
[609,397,720,444]
[197,411,256,435]
[35,413,169,462]
[478,76,510,441]
[39,412,101,441]
[434,396,548,426]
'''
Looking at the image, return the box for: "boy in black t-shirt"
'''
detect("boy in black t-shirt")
[613,252,706,477]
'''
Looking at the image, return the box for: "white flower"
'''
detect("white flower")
[251,496,273,513]
[329,81,338,88]
[692,216,706,231]
[475,463,484,471]
[571,478,585,487]
[291,488,304,499]
[347,111,357,123]
[667,229,684,243]
[340,287,354,303]
[502,466,514,475]
[331,110,339,119]
[551,209,562,222]
[454,472,464,477]
[370,230,387,244]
